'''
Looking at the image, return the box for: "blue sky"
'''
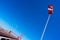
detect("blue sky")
[0,0,60,40]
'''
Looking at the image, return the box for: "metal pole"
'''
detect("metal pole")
[40,14,51,40]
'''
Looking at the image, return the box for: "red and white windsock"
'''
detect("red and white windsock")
[48,5,53,14]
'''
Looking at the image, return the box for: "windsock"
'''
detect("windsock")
[48,5,53,14]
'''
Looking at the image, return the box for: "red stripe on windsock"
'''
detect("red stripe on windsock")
[48,5,53,9]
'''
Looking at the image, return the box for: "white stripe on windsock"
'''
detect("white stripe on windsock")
[48,8,53,10]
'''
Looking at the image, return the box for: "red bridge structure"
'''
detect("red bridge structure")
[0,27,22,40]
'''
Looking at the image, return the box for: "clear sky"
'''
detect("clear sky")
[0,0,60,40]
